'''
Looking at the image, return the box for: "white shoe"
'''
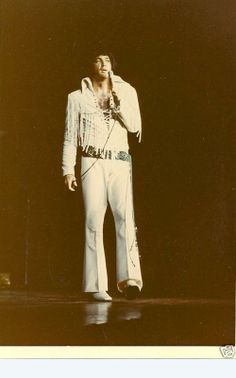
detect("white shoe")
[90,291,112,302]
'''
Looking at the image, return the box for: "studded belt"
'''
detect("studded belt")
[82,146,131,162]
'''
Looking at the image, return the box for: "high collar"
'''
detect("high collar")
[81,75,125,93]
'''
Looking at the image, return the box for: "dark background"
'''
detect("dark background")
[0,0,235,298]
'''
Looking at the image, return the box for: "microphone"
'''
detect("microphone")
[108,70,114,90]
[108,71,120,109]
[108,70,113,78]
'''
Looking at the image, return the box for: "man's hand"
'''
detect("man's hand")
[111,90,121,108]
[64,174,78,191]
[109,90,121,117]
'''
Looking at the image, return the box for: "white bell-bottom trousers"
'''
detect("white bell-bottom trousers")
[81,156,143,293]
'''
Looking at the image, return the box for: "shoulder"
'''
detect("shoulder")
[114,75,137,94]
[117,82,138,101]
[67,90,84,108]
[68,89,82,99]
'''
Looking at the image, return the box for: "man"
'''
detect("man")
[62,51,143,301]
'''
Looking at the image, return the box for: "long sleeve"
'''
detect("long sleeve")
[62,93,79,176]
[116,86,142,142]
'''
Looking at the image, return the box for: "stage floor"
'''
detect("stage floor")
[0,290,234,346]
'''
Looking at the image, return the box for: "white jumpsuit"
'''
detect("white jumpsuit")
[62,75,143,293]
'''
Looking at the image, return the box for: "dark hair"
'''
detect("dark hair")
[87,48,118,73]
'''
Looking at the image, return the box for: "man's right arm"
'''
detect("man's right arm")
[62,93,79,190]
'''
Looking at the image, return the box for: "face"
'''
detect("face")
[92,55,112,79]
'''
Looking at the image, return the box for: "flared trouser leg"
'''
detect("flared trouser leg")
[81,157,143,293]
[81,157,108,292]
[108,160,143,292]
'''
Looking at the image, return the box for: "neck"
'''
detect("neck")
[92,77,111,92]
